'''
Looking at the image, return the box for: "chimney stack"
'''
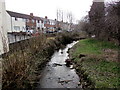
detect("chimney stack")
[30,13,33,16]
[45,16,48,19]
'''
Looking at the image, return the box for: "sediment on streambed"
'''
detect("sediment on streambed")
[37,41,80,88]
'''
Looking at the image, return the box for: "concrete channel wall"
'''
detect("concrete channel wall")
[8,33,31,44]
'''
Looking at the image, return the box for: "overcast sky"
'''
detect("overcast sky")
[5,0,114,23]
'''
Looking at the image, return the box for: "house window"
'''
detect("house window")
[29,19,31,22]
[22,27,25,30]
[26,19,29,22]
[44,21,47,24]
[32,19,35,23]
[14,26,20,31]
[26,26,29,30]
[22,19,26,22]
[31,26,34,28]
[47,21,50,24]
[38,20,40,23]
[15,17,17,21]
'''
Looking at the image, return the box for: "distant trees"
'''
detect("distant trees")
[57,9,64,22]
[56,9,74,31]
[78,0,120,45]
[104,1,120,45]
[56,9,74,23]
[89,1,105,40]
[105,2,119,42]
[67,12,74,24]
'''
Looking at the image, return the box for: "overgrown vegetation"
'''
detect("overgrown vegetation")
[76,1,120,46]
[2,31,83,90]
[73,1,120,88]
[2,35,47,90]
[69,39,120,88]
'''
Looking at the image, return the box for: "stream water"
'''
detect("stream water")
[36,41,81,89]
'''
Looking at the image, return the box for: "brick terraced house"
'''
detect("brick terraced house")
[6,10,71,34]
[7,11,45,33]
[0,0,72,54]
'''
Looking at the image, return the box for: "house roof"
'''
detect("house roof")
[34,16,42,20]
[7,10,31,19]
[6,10,43,21]
[6,10,63,27]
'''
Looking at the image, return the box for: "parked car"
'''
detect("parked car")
[58,30,62,33]
[46,30,54,33]
[26,30,34,35]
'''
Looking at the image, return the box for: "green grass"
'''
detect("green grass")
[71,39,120,88]
[73,39,119,58]
[82,59,120,88]
[73,38,119,56]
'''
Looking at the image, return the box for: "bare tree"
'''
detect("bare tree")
[80,0,119,45]
[67,12,74,23]
[56,9,64,21]
[67,12,74,31]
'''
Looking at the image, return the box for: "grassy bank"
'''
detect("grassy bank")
[2,31,83,90]
[69,39,120,88]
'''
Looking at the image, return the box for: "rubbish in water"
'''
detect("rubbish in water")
[65,59,72,67]
[52,63,63,67]
[61,51,63,54]
[58,80,73,84]
[70,65,74,69]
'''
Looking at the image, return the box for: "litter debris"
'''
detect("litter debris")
[65,59,72,67]
[52,63,63,67]
[70,65,74,69]
[79,54,86,58]
[61,51,63,54]
[58,80,73,84]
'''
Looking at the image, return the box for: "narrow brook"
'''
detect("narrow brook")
[36,41,81,89]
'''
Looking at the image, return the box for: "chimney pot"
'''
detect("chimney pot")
[30,13,33,16]
[45,16,48,19]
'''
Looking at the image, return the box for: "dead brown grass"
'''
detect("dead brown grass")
[102,49,119,62]
[2,32,81,89]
